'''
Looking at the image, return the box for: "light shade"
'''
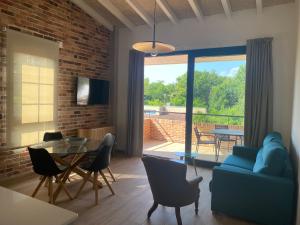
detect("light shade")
[132,41,175,54]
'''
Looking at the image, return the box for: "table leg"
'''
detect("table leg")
[52,154,102,202]
[52,155,102,187]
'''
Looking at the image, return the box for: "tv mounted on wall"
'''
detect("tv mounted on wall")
[76,76,109,105]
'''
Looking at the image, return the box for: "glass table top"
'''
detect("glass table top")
[30,137,102,154]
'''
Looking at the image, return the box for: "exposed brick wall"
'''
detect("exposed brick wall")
[0,0,112,180]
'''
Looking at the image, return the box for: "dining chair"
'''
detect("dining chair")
[142,156,203,225]
[75,133,116,205]
[28,147,72,204]
[215,124,237,151]
[43,132,63,142]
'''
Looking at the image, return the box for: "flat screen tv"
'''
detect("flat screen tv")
[76,77,109,105]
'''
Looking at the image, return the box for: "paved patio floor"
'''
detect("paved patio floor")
[143,139,231,163]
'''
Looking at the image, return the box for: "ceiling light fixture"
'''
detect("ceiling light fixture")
[132,0,175,57]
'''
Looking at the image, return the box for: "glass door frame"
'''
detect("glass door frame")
[145,45,246,166]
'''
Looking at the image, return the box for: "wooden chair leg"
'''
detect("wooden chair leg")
[107,167,116,182]
[48,176,53,204]
[147,202,158,219]
[94,171,99,205]
[32,176,46,197]
[75,171,92,198]
[100,170,115,195]
[55,175,72,200]
[175,207,182,225]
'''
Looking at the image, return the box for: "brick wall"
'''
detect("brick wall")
[143,118,151,141]
[0,0,112,180]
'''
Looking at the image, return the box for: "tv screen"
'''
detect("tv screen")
[76,77,109,105]
[89,79,109,105]
[77,77,90,105]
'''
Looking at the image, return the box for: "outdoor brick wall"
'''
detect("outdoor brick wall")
[145,118,243,148]
[143,118,151,141]
[0,0,112,180]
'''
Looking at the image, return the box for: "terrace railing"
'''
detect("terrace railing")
[144,110,244,126]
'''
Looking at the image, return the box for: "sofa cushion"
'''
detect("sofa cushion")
[223,155,254,171]
[263,132,282,146]
[253,142,287,176]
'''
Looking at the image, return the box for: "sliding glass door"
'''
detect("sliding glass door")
[143,55,188,158]
[190,55,246,163]
[142,46,246,165]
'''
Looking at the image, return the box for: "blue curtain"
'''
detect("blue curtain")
[126,50,145,156]
[245,38,273,147]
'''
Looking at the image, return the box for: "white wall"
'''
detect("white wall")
[291,0,300,223]
[116,3,297,151]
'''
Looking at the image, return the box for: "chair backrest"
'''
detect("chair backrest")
[43,132,63,142]
[142,156,189,206]
[194,127,201,141]
[215,124,229,129]
[89,133,115,171]
[28,147,61,176]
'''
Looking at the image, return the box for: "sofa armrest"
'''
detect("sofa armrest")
[211,165,294,225]
[232,145,259,160]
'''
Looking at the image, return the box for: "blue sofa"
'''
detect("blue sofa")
[210,132,295,225]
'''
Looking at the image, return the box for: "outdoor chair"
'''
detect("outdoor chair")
[194,127,217,159]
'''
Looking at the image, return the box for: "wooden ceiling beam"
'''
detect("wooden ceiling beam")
[126,0,153,28]
[220,0,232,18]
[156,0,179,24]
[97,0,135,30]
[187,0,203,21]
[70,0,114,31]
[256,0,263,14]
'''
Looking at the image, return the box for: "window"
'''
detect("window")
[7,29,58,147]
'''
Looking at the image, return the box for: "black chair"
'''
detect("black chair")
[215,124,237,151]
[43,132,63,142]
[142,156,203,225]
[28,147,72,204]
[75,133,116,205]
[194,127,216,153]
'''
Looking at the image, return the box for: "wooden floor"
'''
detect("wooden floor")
[2,156,255,225]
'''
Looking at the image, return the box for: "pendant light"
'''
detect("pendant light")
[132,0,175,56]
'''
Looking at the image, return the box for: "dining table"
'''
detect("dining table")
[209,129,244,161]
[30,137,102,201]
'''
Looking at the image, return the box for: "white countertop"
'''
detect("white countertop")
[0,186,78,225]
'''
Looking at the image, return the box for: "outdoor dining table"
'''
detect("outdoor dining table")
[209,129,244,161]
[30,137,102,201]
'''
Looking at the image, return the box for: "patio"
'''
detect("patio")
[143,139,230,162]
[143,113,244,163]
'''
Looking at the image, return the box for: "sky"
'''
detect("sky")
[144,60,246,84]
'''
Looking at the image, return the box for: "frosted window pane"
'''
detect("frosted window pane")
[39,105,53,122]
[22,83,38,104]
[39,85,54,104]
[22,105,38,124]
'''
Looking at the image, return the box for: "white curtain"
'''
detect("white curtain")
[7,29,59,147]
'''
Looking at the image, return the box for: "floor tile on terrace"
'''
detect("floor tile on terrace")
[143,139,230,163]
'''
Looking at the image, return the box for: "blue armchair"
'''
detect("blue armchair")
[210,132,295,225]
